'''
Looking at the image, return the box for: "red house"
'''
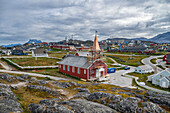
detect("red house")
[58,33,107,80]
[166,54,170,64]
[163,54,168,61]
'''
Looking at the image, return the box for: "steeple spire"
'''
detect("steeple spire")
[92,31,100,51]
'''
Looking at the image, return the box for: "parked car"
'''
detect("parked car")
[124,66,130,70]
[107,68,116,73]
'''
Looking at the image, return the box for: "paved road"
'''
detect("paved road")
[102,66,136,88]
[141,55,164,72]
[0,69,68,81]
[0,59,14,70]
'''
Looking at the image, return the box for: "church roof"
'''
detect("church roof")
[92,34,100,51]
[59,56,91,69]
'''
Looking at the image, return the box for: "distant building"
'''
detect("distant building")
[59,33,107,80]
[134,65,154,74]
[75,51,91,57]
[32,49,48,57]
[144,48,155,54]
[166,54,170,64]
[12,50,27,55]
[148,70,170,88]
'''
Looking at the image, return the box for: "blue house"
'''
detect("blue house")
[148,70,170,88]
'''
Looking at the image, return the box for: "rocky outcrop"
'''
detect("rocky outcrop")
[0,84,22,113]
[27,85,59,96]
[142,102,166,113]
[37,80,48,85]
[28,99,117,113]
[145,90,170,108]
[0,73,28,82]
[0,73,15,82]
[53,81,87,88]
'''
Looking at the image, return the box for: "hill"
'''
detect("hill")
[148,32,170,43]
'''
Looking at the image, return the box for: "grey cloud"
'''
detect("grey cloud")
[0,0,170,45]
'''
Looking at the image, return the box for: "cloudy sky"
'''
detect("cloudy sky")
[0,0,170,45]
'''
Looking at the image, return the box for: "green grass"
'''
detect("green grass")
[150,58,157,64]
[103,57,115,68]
[0,64,4,69]
[128,72,154,82]
[107,54,148,67]
[128,72,169,92]
[8,57,60,66]
[145,81,170,92]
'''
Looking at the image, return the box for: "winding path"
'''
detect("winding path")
[0,69,68,81]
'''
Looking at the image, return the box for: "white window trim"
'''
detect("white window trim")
[78,68,80,74]
[68,66,70,71]
[84,69,86,74]
[63,65,65,70]
[72,67,75,73]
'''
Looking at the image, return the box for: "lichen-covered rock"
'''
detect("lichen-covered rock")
[142,102,166,113]
[145,90,170,108]
[58,99,117,113]
[74,88,90,93]
[40,98,61,107]
[0,73,15,82]
[69,82,87,87]
[53,81,71,88]
[0,84,22,113]
[87,92,113,101]
[37,80,48,85]
[15,76,25,81]
[28,103,44,113]
[110,98,139,113]
[21,74,28,79]
[28,77,37,83]
[27,85,59,96]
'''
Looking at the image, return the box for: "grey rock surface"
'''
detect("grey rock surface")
[27,85,59,96]
[0,84,22,113]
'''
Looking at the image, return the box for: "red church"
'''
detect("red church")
[58,33,107,80]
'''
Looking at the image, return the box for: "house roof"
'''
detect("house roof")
[33,49,47,54]
[59,56,91,69]
[76,51,91,57]
[160,77,170,82]
[167,54,170,60]
[138,65,153,70]
[153,70,170,79]
[92,34,100,51]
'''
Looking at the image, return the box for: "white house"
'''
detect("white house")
[134,65,154,74]
[32,49,48,57]
[148,70,170,88]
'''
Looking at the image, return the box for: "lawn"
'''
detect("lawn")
[106,54,148,66]
[103,57,115,68]
[8,57,60,66]
[128,72,170,92]
[150,58,157,64]
[128,72,154,82]
[0,64,4,69]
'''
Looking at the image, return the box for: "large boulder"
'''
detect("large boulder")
[0,73,15,82]
[142,102,166,113]
[0,84,22,113]
[87,92,113,101]
[53,81,72,88]
[58,99,117,113]
[145,91,170,108]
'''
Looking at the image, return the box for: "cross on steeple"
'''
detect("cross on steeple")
[92,31,101,51]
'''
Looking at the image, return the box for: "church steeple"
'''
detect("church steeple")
[92,31,100,51]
